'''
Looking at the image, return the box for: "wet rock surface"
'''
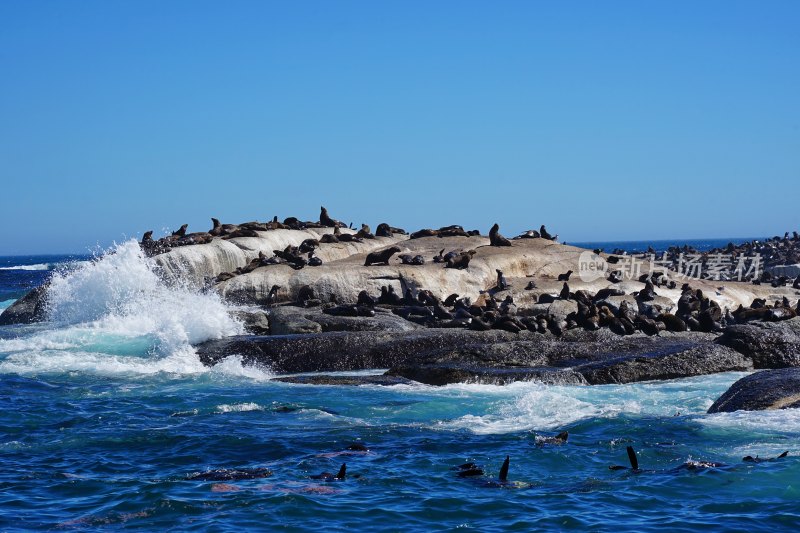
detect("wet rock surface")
[272,374,415,386]
[716,318,800,368]
[708,368,800,413]
[196,329,751,386]
[0,285,48,326]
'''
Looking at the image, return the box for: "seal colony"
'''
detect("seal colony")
[3,207,800,409]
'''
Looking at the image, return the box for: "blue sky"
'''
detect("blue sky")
[1,1,798,254]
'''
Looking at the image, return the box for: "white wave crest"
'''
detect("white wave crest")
[216,402,264,413]
[0,263,50,271]
[0,240,242,376]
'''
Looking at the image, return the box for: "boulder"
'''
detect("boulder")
[708,368,800,413]
[230,309,270,335]
[267,307,322,335]
[0,285,49,326]
[716,318,800,368]
[576,343,751,385]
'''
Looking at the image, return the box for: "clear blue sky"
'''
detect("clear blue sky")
[1,1,798,255]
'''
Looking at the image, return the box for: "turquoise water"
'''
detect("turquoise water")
[1,243,799,531]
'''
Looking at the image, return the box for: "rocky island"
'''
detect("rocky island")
[4,207,800,412]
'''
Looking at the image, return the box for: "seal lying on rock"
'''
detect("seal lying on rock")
[398,254,425,265]
[445,250,476,269]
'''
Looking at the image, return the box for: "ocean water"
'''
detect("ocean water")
[1,242,799,531]
[569,237,760,255]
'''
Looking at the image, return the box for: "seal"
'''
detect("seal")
[513,229,540,239]
[495,269,509,291]
[364,246,402,266]
[410,229,438,239]
[375,223,392,238]
[319,206,344,228]
[398,254,425,265]
[299,238,319,254]
[557,270,573,281]
[266,284,281,307]
[378,286,403,306]
[743,451,789,463]
[609,446,640,471]
[445,250,476,269]
[310,463,347,481]
[307,251,323,266]
[559,282,570,300]
[172,224,188,237]
[489,223,512,247]
[356,224,375,239]
[209,218,239,236]
[297,285,315,306]
[539,225,554,240]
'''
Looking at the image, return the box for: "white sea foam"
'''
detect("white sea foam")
[216,402,264,413]
[698,408,800,435]
[0,240,242,377]
[0,263,50,271]
[432,375,742,434]
[210,355,275,381]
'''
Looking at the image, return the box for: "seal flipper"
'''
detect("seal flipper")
[499,456,510,482]
[778,451,789,459]
[335,463,346,480]
[627,446,639,471]
[555,431,569,442]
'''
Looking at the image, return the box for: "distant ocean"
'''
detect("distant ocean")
[570,237,760,254]
[1,241,798,531]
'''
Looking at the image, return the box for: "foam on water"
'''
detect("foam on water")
[0,299,15,311]
[216,402,264,413]
[0,263,51,271]
[432,374,747,434]
[0,240,241,376]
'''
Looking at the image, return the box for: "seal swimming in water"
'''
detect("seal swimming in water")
[364,246,402,266]
[489,223,512,247]
[310,463,347,481]
[609,446,640,471]
[743,451,788,463]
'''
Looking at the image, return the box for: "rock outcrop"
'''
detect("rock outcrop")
[196,329,752,386]
[708,368,800,413]
[716,318,800,368]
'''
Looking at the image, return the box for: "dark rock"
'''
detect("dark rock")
[273,374,416,386]
[231,309,270,335]
[577,343,751,385]
[708,368,800,413]
[0,285,49,326]
[716,318,800,368]
[388,365,586,386]
[268,308,322,335]
[196,326,749,387]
